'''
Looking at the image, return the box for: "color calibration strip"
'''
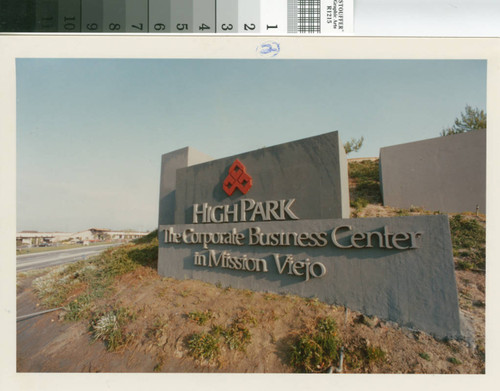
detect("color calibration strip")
[0,0,353,34]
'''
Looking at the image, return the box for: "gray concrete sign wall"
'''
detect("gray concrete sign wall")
[173,131,350,224]
[157,131,462,338]
[158,147,213,226]
[158,215,461,338]
[380,130,486,213]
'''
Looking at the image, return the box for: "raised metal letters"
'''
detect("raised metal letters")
[331,225,422,249]
[162,225,423,252]
[192,198,299,224]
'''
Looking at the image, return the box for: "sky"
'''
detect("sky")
[16,59,486,233]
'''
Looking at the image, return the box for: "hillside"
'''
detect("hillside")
[16,160,486,373]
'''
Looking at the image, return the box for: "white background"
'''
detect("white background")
[354,0,500,36]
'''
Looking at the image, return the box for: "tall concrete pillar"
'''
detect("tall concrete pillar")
[158,147,213,226]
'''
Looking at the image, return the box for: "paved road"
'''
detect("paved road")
[16,244,119,272]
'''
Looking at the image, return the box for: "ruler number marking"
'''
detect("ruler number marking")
[244,23,255,31]
[63,16,76,31]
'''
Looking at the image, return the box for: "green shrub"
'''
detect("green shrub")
[344,341,387,370]
[366,346,386,363]
[221,320,252,351]
[133,229,158,244]
[349,160,380,181]
[187,313,255,362]
[188,332,221,362]
[64,294,93,321]
[449,215,486,270]
[348,160,382,205]
[457,260,474,271]
[32,265,81,308]
[447,357,462,365]
[188,310,213,325]
[419,352,431,361]
[396,208,410,216]
[289,317,341,373]
[90,307,136,351]
[351,197,369,210]
[449,215,485,249]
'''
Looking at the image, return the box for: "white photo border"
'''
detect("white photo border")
[1,36,498,390]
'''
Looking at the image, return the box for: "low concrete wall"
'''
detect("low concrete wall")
[159,215,461,338]
[380,130,486,213]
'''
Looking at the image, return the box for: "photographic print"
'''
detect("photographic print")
[1,36,499,390]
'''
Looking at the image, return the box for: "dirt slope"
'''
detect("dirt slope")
[17,264,485,373]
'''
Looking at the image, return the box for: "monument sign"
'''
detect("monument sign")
[158,131,462,338]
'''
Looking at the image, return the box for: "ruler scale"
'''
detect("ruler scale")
[0,0,353,34]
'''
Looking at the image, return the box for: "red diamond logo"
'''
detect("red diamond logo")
[223,159,252,196]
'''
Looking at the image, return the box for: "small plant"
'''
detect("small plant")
[305,297,320,307]
[153,363,162,372]
[187,312,256,363]
[447,357,462,365]
[187,332,221,362]
[395,208,410,216]
[188,310,213,325]
[357,314,378,328]
[64,294,93,321]
[456,260,474,270]
[221,319,252,351]
[344,339,387,370]
[146,316,168,346]
[419,352,431,361]
[351,197,369,212]
[289,316,342,373]
[153,353,165,372]
[366,346,386,363]
[237,311,258,326]
[90,307,136,351]
[344,136,364,155]
[32,265,75,307]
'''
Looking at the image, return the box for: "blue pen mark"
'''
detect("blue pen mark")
[257,41,280,58]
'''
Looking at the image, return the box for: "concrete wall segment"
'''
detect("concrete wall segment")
[173,131,350,223]
[380,130,486,214]
[158,147,213,226]
[158,214,461,338]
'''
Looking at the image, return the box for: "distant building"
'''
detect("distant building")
[71,228,149,242]
[16,228,149,247]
